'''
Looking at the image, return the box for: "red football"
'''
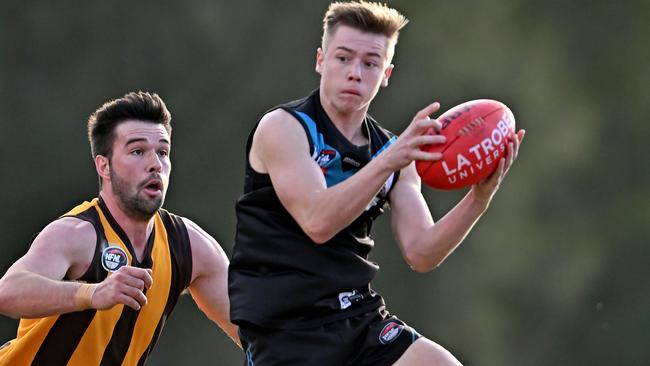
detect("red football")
[416,99,516,190]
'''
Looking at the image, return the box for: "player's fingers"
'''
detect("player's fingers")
[142,269,153,289]
[413,102,440,122]
[412,119,443,138]
[484,156,505,186]
[123,267,153,289]
[431,118,444,133]
[119,294,143,311]
[134,290,148,307]
[512,129,525,160]
[497,154,508,179]
[481,159,502,190]
[517,129,526,142]
[507,140,515,163]
[411,118,437,131]
[114,266,146,280]
[415,134,446,147]
[499,143,513,177]
[420,118,443,132]
[124,277,146,291]
[413,151,443,162]
[123,285,147,307]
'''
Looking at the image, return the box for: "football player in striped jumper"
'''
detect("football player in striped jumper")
[0,91,239,365]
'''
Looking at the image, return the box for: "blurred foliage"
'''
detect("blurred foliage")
[1,0,648,365]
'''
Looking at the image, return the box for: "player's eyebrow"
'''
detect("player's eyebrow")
[125,137,170,146]
[336,46,382,59]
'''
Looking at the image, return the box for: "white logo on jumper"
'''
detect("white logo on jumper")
[338,290,364,309]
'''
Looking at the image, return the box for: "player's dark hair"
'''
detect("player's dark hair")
[87,91,172,160]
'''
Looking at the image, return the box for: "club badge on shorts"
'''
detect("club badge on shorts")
[101,246,129,272]
[379,321,404,345]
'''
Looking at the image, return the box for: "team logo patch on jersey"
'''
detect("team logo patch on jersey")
[316,149,337,167]
[101,246,128,272]
[338,290,364,309]
[379,321,404,345]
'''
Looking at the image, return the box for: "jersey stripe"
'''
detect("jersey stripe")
[64,200,96,216]
[31,311,96,365]
[296,111,320,159]
[0,316,59,366]
[137,211,192,365]
[373,136,397,158]
[68,202,132,364]
[122,213,172,365]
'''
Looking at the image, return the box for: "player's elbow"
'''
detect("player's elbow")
[302,221,335,245]
[304,229,333,245]
[404,251,441,273]
[408,260,436,273]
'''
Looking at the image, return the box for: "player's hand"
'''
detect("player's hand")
[91,266,153,311]
[382,102,447,171]
[471,129,526,204]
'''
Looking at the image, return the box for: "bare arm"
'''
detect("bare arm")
[184,218,240,348]
[251,103,446,243]
[391,130,525,272]
[0,217,153,318]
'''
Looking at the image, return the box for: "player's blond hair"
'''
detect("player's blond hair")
[322,1,408,59]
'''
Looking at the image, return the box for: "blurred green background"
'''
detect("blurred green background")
[1,1,648,365]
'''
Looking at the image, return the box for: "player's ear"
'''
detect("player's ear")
[315,48,324,75]
[381,64,394,87]
[95,155,110,181]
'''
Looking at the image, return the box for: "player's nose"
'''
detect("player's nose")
[347,61,362,81]
[147,151,162,173]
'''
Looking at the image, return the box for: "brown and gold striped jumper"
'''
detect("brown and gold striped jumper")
[0,197,192,366]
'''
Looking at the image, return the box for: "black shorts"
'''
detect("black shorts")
[239,308,421,366]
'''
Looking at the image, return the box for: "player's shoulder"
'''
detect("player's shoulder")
[31,216,97,252]
[254,108,309,153]
[179,217,216,246]
[178,217,228,269]
[43,216,96,238]
[259,108,300,130]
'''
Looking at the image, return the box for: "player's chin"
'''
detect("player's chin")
[337,101,362,113]
[140,192,165,210]
[337,95,367,109]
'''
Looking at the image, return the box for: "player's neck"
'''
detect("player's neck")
[99,191,154,256]
[320,93,369,145]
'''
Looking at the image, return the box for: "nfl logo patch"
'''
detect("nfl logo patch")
[101,246,129,272]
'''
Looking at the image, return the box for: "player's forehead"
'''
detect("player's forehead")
[327,25,390,58]
[114,120,170,145]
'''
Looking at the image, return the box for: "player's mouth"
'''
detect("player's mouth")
[141,179,164,197]
[341,89,361,97]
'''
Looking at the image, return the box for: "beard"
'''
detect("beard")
[110,168,165,221]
